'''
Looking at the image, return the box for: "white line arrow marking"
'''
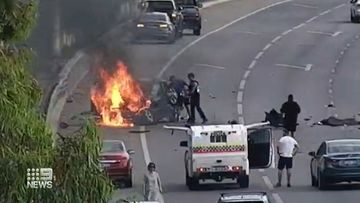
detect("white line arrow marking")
[276,63,313,71]
[307,30,342,37]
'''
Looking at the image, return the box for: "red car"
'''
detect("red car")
[100,140,135,187]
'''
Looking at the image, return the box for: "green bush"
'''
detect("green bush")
[0,1,114,202]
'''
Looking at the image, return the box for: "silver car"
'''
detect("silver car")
[133,12,176,43]
[218,192,271,203]
[351,0,360,23]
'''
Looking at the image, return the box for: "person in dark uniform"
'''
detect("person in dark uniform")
[187,73,208,124]
[169,75,190,119]
[280,94,301,137]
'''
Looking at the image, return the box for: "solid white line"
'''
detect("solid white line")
[319,9,331,16]
[244,70,251,79]
[239,80,246,89]
[307,30,333,36]
[293,3,318,9]
[194,63,226,70]
[237,103,243,115]
[276,63,307,70]
[255,52,264,59]
[271,36,282,43]
[293,23,305,30]
[281,29,292,36]
[238,116,245,124]
[157,0,293,78]
[306,16,318,23]
[263,44,272,51]
[140,126,151,165]
[262,176,274,190]
[248,60,257,69]
[203,0,237,8]
[272,193,284,203]
[237,91,243,102]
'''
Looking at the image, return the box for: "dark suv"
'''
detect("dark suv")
[176,0,202,35]
[143,0,184,37]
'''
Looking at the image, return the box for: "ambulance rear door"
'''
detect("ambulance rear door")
[247,127,274,169]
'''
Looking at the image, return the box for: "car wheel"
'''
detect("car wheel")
[351,14,355,23]
[237,175,249,188]
[318,171,328,190]
[125,171,133,188]
[193,28,201,36]
[311,174,317,187]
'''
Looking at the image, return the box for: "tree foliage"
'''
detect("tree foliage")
[0,0,114,202]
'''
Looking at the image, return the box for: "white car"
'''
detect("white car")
[350,0,360,23]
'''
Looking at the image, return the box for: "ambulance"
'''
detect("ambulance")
[164,122,274,190]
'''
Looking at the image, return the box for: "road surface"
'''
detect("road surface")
[59,0,360,202]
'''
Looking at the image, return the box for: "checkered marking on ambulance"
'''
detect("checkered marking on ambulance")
[193,145,246,153]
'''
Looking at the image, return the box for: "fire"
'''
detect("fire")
[90,61,151,127]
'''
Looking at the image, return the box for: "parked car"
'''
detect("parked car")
[309,139,360,189]
[132,12,177,43]
[350,0,360,23]
[143,0,184,37]
[99,140,135,188]
[218,192,271,203]
[176,0,202,35]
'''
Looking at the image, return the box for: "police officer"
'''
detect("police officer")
[169,75,191,119]
[187,73,208,124]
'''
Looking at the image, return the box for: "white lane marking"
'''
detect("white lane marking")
[276,63,312,71]
[332,31,342,37]
[237,91,243,102]
[238,116,244,124]
[293,3,318,9]
[262,176,274,190]
[236,31,260,35]
[271,36,282,43]
[335,4,345,9]
[194,63,226,70]
[281,29,292,36]
[255,51,264,59]
[140,126,151,165]
[259,169,265,172]
[272,193,285,203]
[340,51,344,55]
[293,23,305,30]
[248,60,257,69]
[356,35,360,39]
[306,16,318,23]
[319,9,331,16]
[244,70,251,79]
[329,89,333,94]
[332,68,336,73]
[329,78,333,83]
[157,0,293,78]
[263,44,272,51]
[347,43,351,47]
[237,103,243,115]
[307,30,341,37]
[239,80,246,89]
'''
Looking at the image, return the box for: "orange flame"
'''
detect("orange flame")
[90,61,151,127]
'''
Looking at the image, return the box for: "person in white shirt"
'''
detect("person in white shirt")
[275,131,299,187]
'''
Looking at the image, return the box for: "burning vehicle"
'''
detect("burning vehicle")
[90,61,180,127]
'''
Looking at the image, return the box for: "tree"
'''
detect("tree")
[0,0,114,202]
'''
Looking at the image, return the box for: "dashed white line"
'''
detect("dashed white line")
[238,116,244,124]
[329,89,333,94]
[244,70,251,79]
[281,29,292,36]
[347,43,351,47]
[262,176,274,190]
[140,126,151,165]
[255,51,264,59]
[237,103,243,115]
[306,16,318,23]
[332,69,336,73]
[334,4,345,9]
[263,44,272,51]
[272,193,285,203]
[194,63,227,70]
[248,60,257,69]
[237,91,243,102]
[335,59,339,64]
[293,23,305,30]
[319,9,331,16]
[356,35,360,39]
[332,31,342,37]
[329,78,333,83]
[271,36,282,43]
[239,80,246,90]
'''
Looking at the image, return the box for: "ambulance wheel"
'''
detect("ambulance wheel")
[187,177,199,190]
[237,175,249,188]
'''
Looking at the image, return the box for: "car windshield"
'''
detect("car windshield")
[147,1,174,12]
[101,141,125,153]
[141,14,167,22]
[328,141,360,153]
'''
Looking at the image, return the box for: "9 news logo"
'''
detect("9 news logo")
[26,168,53,189]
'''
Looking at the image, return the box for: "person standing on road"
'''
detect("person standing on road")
[275,131,299,188]
[169,75,191,119]
[187,73,208,124]
[280,94,301,137]
[143,162,164,203]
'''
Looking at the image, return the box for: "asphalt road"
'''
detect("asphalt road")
[60,0,360,202]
